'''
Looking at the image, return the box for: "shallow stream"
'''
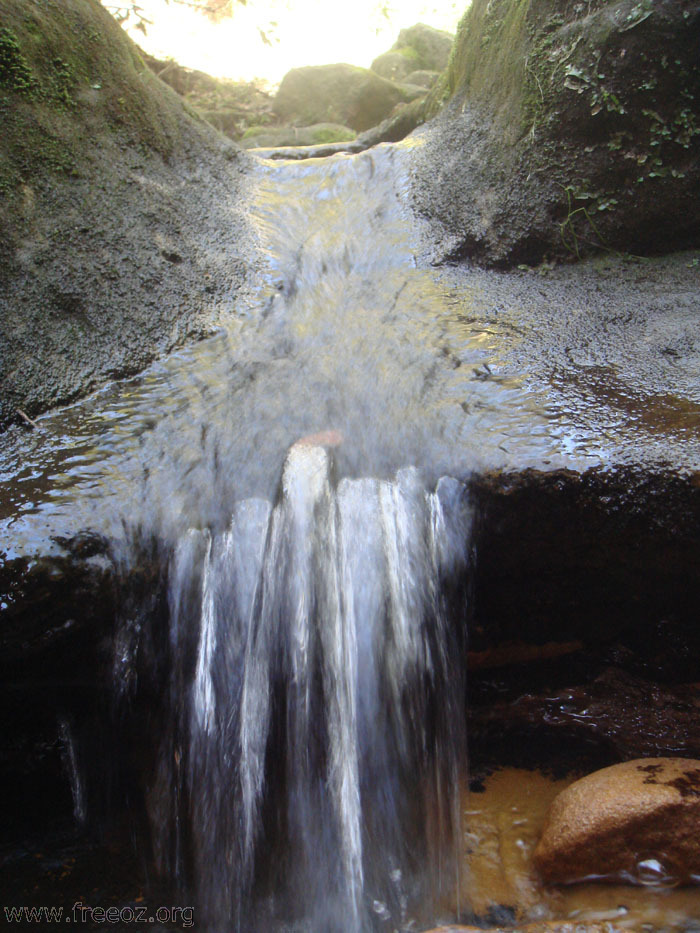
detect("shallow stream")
[1,141,699,931]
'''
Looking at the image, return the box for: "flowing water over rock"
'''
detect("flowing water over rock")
[2,142,697,556]
[120,446,470,930]
[1,140,699,931]
[0,143,582,557]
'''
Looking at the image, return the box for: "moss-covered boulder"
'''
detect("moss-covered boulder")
[240,122,356,148]
[370,49,420,83]
[273,63,411,132]
[392,23,454,71]
[371,24,454,81]
[405,69,441,89]
[412,0,700,266]
[0,0,251,430]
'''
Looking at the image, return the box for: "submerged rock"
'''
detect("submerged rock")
[534,758,700,885]
[413,0,700,266]
[273,63,411,132]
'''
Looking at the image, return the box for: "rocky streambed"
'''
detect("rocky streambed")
[2,0,700,930]
[1,138,700,930]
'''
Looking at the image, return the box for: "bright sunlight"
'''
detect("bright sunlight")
[111,0,463,87]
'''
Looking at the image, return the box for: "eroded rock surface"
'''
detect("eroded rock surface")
[534,758,700,885]
[0,0,252,431]
[413,0,700,266]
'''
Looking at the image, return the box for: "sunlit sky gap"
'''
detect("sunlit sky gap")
[111,0,464,87]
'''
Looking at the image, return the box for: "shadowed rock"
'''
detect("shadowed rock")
[412,0,700,266]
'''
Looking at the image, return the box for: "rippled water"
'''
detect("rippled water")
[2,142,699,561]
[1,139,698,931]
[0,142,575,558]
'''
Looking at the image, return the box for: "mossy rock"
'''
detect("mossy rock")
[413,0,700,266]
[241,122,356,148]
[0,0,250,430]
[404,70,441,89]
[370,50,419,82]
[392,23,454,71]
[395,82,428,103]
[273,63,409,132]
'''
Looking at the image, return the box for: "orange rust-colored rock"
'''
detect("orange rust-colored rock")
[534,758,700,885]
[424,922,626,932]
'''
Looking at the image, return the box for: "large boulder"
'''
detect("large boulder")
[412,0,700,266]
[392,23,454,71]
[405,70,441,89]
[371,24,454,81]
[534,758,700,885]
[273,63,411,132]
[0,0,251,430]
[370,50,419,83]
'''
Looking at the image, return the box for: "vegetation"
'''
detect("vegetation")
[0,27,35,94]
[447,0,531,130]
[421,0,700,262]
[141,50,274,139]
[0,0,196,204]
[103,0,245,34]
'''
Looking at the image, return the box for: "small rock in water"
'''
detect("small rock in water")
[424,923,626,932]
[534,757,700,886]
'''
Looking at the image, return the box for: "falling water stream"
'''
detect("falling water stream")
[132,447,470,930]
[3,142,489,931]
[2,140,700,930]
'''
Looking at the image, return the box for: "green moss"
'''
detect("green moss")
[0,0,215,212]
[242,124,267,139]
[311,126,356,144]
[446,0,532,133]
[396,46,421,64]
[0,27,35,95]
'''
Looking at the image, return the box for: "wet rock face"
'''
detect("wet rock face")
[273,64,411,132]
[469,469,700,653]
[413,0,700,266]
[534,758,700,885]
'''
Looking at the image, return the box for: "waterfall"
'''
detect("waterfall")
[114,441,471,931]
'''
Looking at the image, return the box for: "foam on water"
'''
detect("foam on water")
[114,443,470,931]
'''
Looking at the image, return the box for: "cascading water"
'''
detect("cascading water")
[114,440,471,931]
[1,140,550,928]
